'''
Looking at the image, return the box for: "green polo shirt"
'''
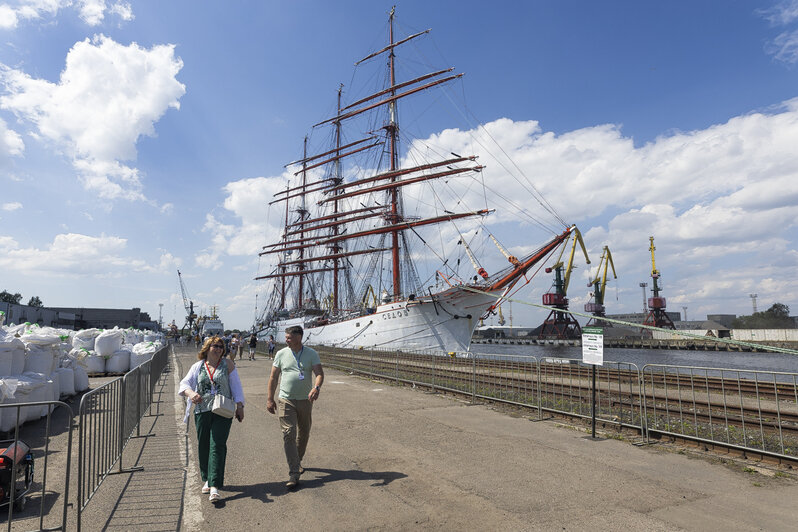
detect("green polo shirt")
[273,345,321,400]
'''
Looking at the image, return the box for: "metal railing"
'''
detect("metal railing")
[641,364,798,461]
[0,401,72,532]
[76,344,170,530]
[320,347,798,463]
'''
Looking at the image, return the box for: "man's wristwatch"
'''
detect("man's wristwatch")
[314,385,321,391]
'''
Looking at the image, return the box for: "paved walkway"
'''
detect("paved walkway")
[78,345,798,531]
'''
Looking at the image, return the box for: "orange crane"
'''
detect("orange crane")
[585,246,617,326]
[538,227,590,339]
[642,236,675,329]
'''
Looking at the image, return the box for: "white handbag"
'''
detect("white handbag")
[212,394,236,418]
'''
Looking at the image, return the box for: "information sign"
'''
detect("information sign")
[582,326,604,366]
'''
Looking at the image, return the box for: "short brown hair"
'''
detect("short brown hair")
[285,325,303,337]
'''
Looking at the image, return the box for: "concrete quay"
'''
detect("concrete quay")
[75,345,798,531]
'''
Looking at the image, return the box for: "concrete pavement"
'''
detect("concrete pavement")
[78,345,798,530]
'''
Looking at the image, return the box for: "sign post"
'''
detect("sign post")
[582,326,604,438]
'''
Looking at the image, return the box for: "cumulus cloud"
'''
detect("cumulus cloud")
[0,0,132,29]
[0,35,185,200]
[196,176,287,269]
[0,117,24,163]
[0,232,179,275]
[240,98,798,315]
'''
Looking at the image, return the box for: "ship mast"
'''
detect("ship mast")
[388,6,401,301]
[297,136,309,310]
[332,85,344,311]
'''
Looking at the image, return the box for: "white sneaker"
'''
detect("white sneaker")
[209,487,220,502]
[202,481,210,494]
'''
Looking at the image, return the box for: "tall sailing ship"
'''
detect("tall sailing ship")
[256,8,573,353]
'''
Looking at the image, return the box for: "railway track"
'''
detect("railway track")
[320,349,798,463]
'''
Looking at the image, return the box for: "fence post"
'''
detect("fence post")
[537,359,543,420]
[471,354,476,404]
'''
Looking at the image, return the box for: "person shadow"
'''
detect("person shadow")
[218,467,407,506]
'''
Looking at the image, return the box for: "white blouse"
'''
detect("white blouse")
[178,359,245,423]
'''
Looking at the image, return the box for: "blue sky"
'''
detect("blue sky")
[1,1,798,331]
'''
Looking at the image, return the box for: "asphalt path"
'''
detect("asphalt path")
[19,344,798,530]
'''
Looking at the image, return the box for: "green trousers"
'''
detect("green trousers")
[195,411,233,488]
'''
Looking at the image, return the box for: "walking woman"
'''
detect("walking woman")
[179,336,245,502]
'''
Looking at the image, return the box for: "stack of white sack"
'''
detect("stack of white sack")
[0,326,91,433]
[0,332,25,376]
[105,345,131,374]
[72,328,101,351]
[131,341,159,369]
[62,348,91,391]
[124,328,144,345]
[94,328,124,357]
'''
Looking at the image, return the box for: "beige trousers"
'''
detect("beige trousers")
[277,398,312,477]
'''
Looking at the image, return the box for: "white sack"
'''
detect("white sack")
[0,336,24,376]
[73,365,90,392]
[73,328,101,350]
[95,329,124,357]
[85,355,105,374]
[23,343,57,375]
[55,367,76,397]
[105,349,130,374]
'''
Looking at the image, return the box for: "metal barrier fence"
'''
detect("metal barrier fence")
[320,348,798,463]
[76,344,170,530]
[0,401,72,532]
[641,364,798,462]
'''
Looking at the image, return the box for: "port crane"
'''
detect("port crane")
[538,227,590,339]
[642,237,675,329]
[177,270,198,335]
[585,246,617,327]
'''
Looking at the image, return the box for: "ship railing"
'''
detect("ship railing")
[76,343,171,530]
[0,401,73,531]
[319,347,798,463]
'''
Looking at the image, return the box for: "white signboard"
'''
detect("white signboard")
[582,326,604,366]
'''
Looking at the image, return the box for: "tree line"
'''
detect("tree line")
[731,303,795,329]
[0,290,43,308]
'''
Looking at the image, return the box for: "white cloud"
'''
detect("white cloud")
[769,29,798,63]
[0,34,185,200]
[1,201,21,211]
[759,1,798,26]
[0,0,132,29]
[203,98,798,319]
[760,1,798,63]
[0,117,24,163]
[0,232,179,275]
[196,176,287,269]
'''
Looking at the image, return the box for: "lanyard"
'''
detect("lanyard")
[292,347,304,369]
[204,360,221,390]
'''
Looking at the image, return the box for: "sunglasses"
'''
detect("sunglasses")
[211,344,224,349]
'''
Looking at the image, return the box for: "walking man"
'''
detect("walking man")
[266,326,324,489]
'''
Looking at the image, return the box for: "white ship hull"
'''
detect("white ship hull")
[270,286,500,353]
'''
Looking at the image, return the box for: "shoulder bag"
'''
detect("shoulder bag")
[212,393,236,418]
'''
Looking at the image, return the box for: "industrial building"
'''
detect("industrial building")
[0,302,157,330]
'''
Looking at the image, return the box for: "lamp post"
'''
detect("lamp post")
[159,303,163,331]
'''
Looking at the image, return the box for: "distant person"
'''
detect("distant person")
[230,335,239,361]
[236,334,244,359]
[266,326,324,489]
[179,337,245,502]
[248,334,257,360]
[267,335,276,357]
